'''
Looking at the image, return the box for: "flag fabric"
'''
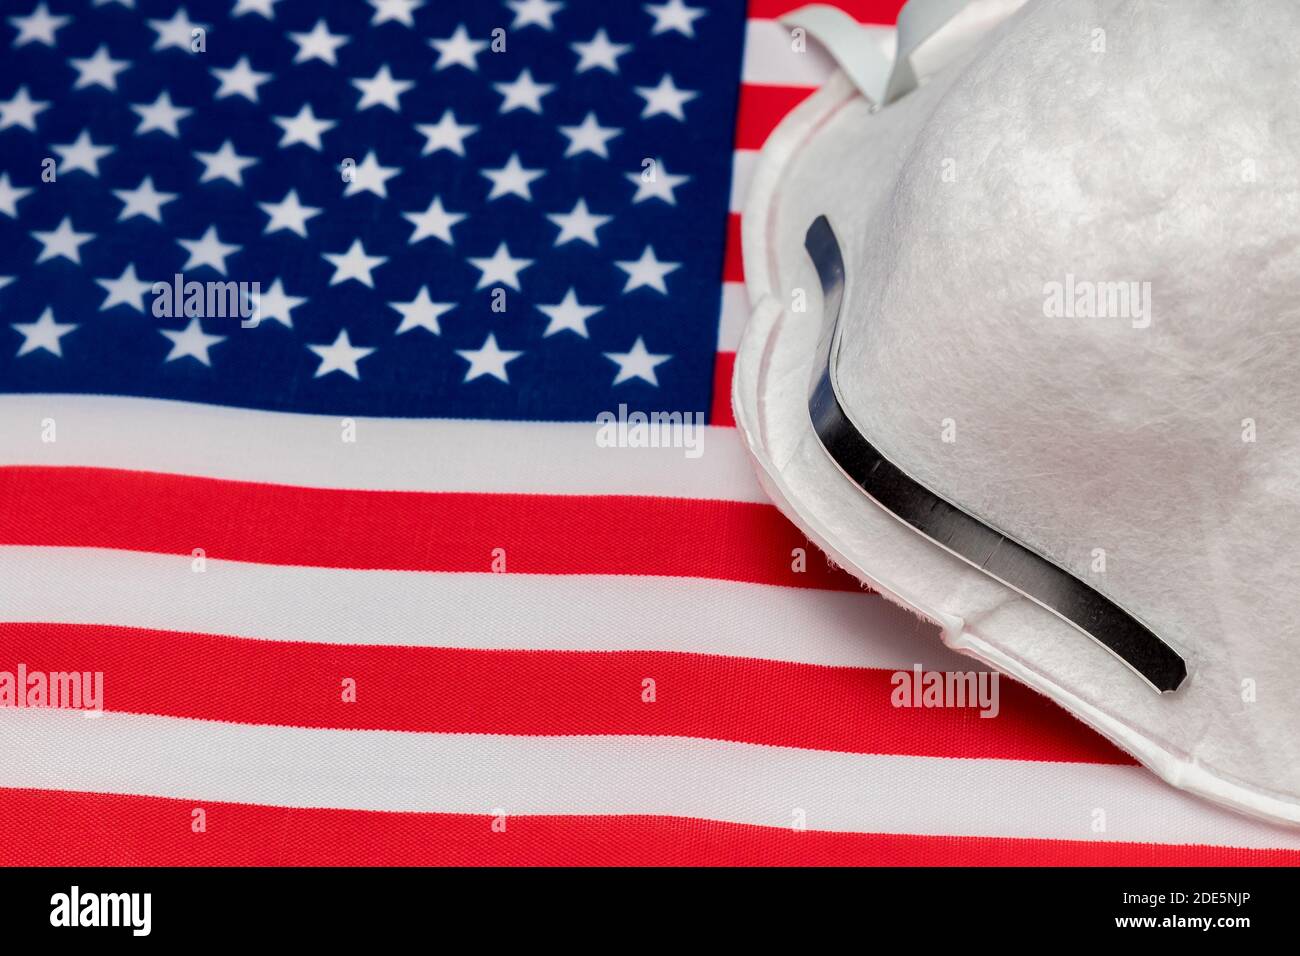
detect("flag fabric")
[0,0,1298,866]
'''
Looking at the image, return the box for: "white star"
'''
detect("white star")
[369,0,422,27]
[323,239,387,288]
[69,45,130,91]
[605,337,671,385]
[645,0,706,37]
[507,0,563,29]
[9,3,69,47]
[32,217,94,264]
[537,288,602,338]
[558,112,621,158]
[160,318,225,365]
[493,69,554,114]
[131,90,191,137]
[97,263,153,311]
[467,242,532,291]
[635,74,698,120]
[258,189,321,238]
[0,172,33,218]
[415,109,476,156]
[352,64,413,111]
[343,151,401,199]
[289,19,349,66]
[211,55,272,102]
[571,29,631,73]
[308,329,374,379]
[0,86,50,132]
[626,157,690,204]
[52,130,114,177]
[430,24,486,71]
[232,0,281,18]
[177,226,241,274]
[248,278,305,328]
[0,276,12,292]
[389,286,454,335]
[481,153,544,201]
[457,333,522,383]
[51,134,107,184]
[148,8,207,53]
[272,103,335,151]
[194,140,258,186]
[547,198,611,246]
[113,176,178,223]
[615,246,680,294]
[403,195,465,244]
[12,308,76,357]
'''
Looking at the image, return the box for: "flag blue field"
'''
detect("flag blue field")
[0,0,745,419]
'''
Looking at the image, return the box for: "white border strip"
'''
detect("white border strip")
[717,282,751,352]
[0,546,963,670]
[3,708,1298,848]
[730,149,758,213]
[0,395,765,501]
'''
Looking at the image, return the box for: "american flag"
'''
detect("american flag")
[1,0,1297,865]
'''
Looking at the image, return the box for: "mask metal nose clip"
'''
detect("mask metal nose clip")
[804,215,1188,694]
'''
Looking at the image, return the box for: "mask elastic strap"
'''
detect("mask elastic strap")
[780,0,972,106]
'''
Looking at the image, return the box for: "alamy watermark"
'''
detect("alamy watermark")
[891,664,1000,718]
[50,886,151,936]
[1042,273,1151,329]
[596,404,705,459]
[0,663,103,714]
[152,273,261,328]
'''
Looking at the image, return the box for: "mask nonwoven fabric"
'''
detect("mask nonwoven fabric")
[738,0,1300,824]
[839,0,1300,811]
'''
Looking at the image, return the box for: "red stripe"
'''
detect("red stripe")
[0,466,860,591]
[734,83,814,150]
[0,622,1130,764]
[723,212,744,282]
[748,0,906,24]
[0,788,1287,866]
[711,350,736,427]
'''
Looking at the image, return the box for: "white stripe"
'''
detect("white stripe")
[730,149,757,213]
[717,282,751,352]
[743,19,895,87]
[0,546,967,671]
[3,708,1297,848]
[0,394,764,501]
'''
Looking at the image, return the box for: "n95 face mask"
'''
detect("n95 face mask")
[734,0,1300,826]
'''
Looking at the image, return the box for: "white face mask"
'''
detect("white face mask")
[735,0,1300,826]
